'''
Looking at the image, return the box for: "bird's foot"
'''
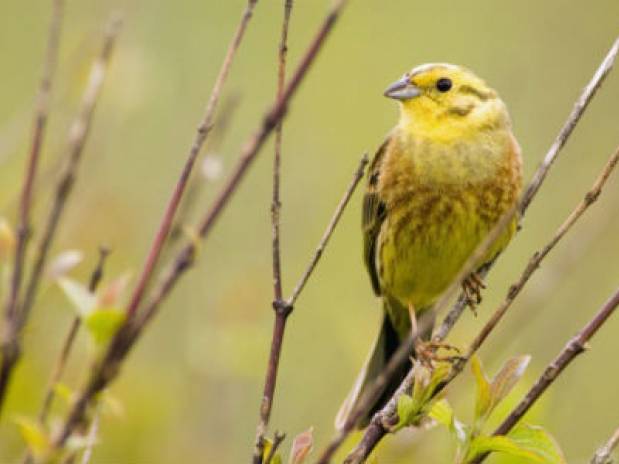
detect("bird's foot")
[414,339,462,368]
[462,272,486,315]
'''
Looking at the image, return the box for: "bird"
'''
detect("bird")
[336,63,523,430]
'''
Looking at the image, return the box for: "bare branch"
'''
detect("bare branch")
[288,153,368,307]
[256,154,368,462]
[471,286,619,463]
[50,0,348,450]
[253,1,294,461]
[124,0,259,319]
[591,427,619,464]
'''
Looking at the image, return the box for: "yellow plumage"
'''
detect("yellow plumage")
[337,63,522,429]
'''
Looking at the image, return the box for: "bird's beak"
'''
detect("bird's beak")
[384,75,421,101]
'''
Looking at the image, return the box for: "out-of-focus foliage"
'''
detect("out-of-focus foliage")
[1,0,618,463]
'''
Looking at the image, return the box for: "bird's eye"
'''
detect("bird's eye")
[436,78,452,92]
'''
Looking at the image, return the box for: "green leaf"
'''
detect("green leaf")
[84,307,126,345]
[58,277,97,317]
[393,394,416,431]
[262,438,283,464]
[393,362,452,432]
[488,355,531,416]
[14,416,51,459]
[53,382,74,405]
[508,423,566,464]
[471,355,491,426]
[289,427,313,464]
[429,399,453,428]
[465,435,545,463]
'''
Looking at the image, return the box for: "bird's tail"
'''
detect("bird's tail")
[335,299,434,431]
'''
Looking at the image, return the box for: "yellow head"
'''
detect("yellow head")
[385,63,510,141]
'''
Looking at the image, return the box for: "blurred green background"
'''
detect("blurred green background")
[1,0,618,462]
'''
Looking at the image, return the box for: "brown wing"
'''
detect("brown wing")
[363,137,390,295]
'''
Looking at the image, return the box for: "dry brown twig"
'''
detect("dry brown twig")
[591,427,619,464]
[255,152,368,462]
[48,0,348,453]
[254,0,294,460]
[333,35,619,463]
[124,0,259,320]
[0,0,65,415]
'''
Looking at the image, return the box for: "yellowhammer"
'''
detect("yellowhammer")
[336,63,523,429]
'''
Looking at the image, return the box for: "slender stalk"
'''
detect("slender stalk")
[124,0,259,319]
[0,0,64,416]
[591,427,619,464]
[50,1,348,451]
[39,247,110,424]
[254,1,294,461]
[21,248,110,464]
[19,15,121,342]
[255,153,368,463]
[337,35,619,462]
[470,286,619,464]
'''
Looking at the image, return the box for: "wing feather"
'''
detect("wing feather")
[363,137,390,295]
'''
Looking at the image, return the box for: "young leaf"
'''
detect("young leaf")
[47,249,83,280]
[84,307,126,345]
[14,417,52,459]
[58,277,97,317]
[508,423,566,464]
[393,394,416,431]
[0,217,16,261]
[53,382,75,405]
[289,427,313,464]
[465,435,545,463]
[430,399,469,446]
[98,272,132,307]
[262,438,283,464]
[471,355,491,425]
[488,355,531,415]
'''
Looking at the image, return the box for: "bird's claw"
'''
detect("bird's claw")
[462,272,486,314]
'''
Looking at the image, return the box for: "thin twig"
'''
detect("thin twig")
[263,431,286,464]
[470,286,619,464]
[19,16,121,334]
[591,427,619,464]
[255,154,368,463]
[21,247,110,464]
[0,0,64,416]
[124,0,259,319]
[338,36,619,463]
[79,405,100,464]
[39,247,110,424]
[254,1,294,461]
[50,0,348,451]
[287,155,369,307]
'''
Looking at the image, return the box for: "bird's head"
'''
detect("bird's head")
[385,63,510,139]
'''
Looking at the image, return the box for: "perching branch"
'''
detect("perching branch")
[49,0,348,452]
[124,0,260,320]
[471,285,619,463]
[591,427,619,464]
[337,36,619,463]
[255,153,368,463]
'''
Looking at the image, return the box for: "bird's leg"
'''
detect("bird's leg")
[408,302,460,367]
[462,271,487,314]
